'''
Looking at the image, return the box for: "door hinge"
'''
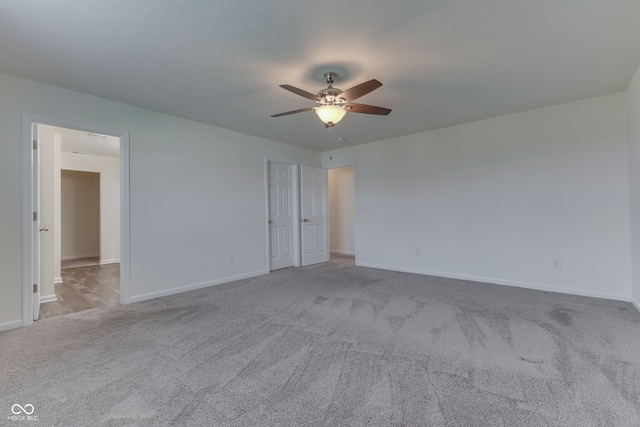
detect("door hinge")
[33,140,37,149]
[33,212,37,221]
[33,284,37,293]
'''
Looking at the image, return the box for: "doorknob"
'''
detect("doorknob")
[39,227,49,232]
[301,219,309,222]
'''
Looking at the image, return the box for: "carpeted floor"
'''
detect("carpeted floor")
[1,258,640,426]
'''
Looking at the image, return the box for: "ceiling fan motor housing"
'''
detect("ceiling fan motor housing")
[317,87,344,104]
[318,72,345,104]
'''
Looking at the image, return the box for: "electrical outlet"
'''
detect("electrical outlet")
[229,254,235,263]
[552,259,561,269]
[415,249,421,256]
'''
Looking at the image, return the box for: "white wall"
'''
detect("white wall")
[0,71,320,331]
[61,171,101,260]
[628,64,640,310]
[323,93,632,300]
[328,166,355,256]
[61,153,119,264]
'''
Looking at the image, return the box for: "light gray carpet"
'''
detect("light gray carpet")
[2,257,640,426]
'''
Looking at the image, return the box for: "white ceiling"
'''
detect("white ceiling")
[2,0,639,151]
[56,126,120,158]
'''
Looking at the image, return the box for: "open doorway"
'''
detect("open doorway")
[328,165,356,266]
[61,170,101,267]
[32,123,122,320]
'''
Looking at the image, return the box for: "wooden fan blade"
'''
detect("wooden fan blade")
[345,103,391,115]
[279,85,320,101]
[271,107,315,117]
[338,79,382,102]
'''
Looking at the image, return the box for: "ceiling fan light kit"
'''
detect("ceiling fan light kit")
[271,72,391,128]
[315,104,347,127]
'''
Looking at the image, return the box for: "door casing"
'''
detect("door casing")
[32,123,41,320]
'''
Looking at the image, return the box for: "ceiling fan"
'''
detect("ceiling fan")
[271,72,391,128]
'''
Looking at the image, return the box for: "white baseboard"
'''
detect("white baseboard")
[632,297,640,313]
[331,250,355,256]
[356,262,630,303]
[0,320,23,333]
[126,269,269,304]
[100,259,120,265]
[40,294,58,304]
[55,277,63,284]
[61,254,100,261]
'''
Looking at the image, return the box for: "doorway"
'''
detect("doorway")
[39,126,120,319]
[61,170,101,266]
[23,113,130,326]
[328,165,356,263]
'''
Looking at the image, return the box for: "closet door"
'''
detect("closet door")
[300,165,328,266]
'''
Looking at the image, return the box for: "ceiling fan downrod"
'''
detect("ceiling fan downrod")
[318,72,343,105]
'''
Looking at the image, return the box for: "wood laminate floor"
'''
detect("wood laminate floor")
[39,262,120,320]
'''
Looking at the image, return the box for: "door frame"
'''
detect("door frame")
[22,112,131,327]
[32,123,41,320]
[264,158,301,270]
[327,162,358,262]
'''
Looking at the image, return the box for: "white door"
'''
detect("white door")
[32,123,41,320]
[269,162,295,270]
[301,165,329,266]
